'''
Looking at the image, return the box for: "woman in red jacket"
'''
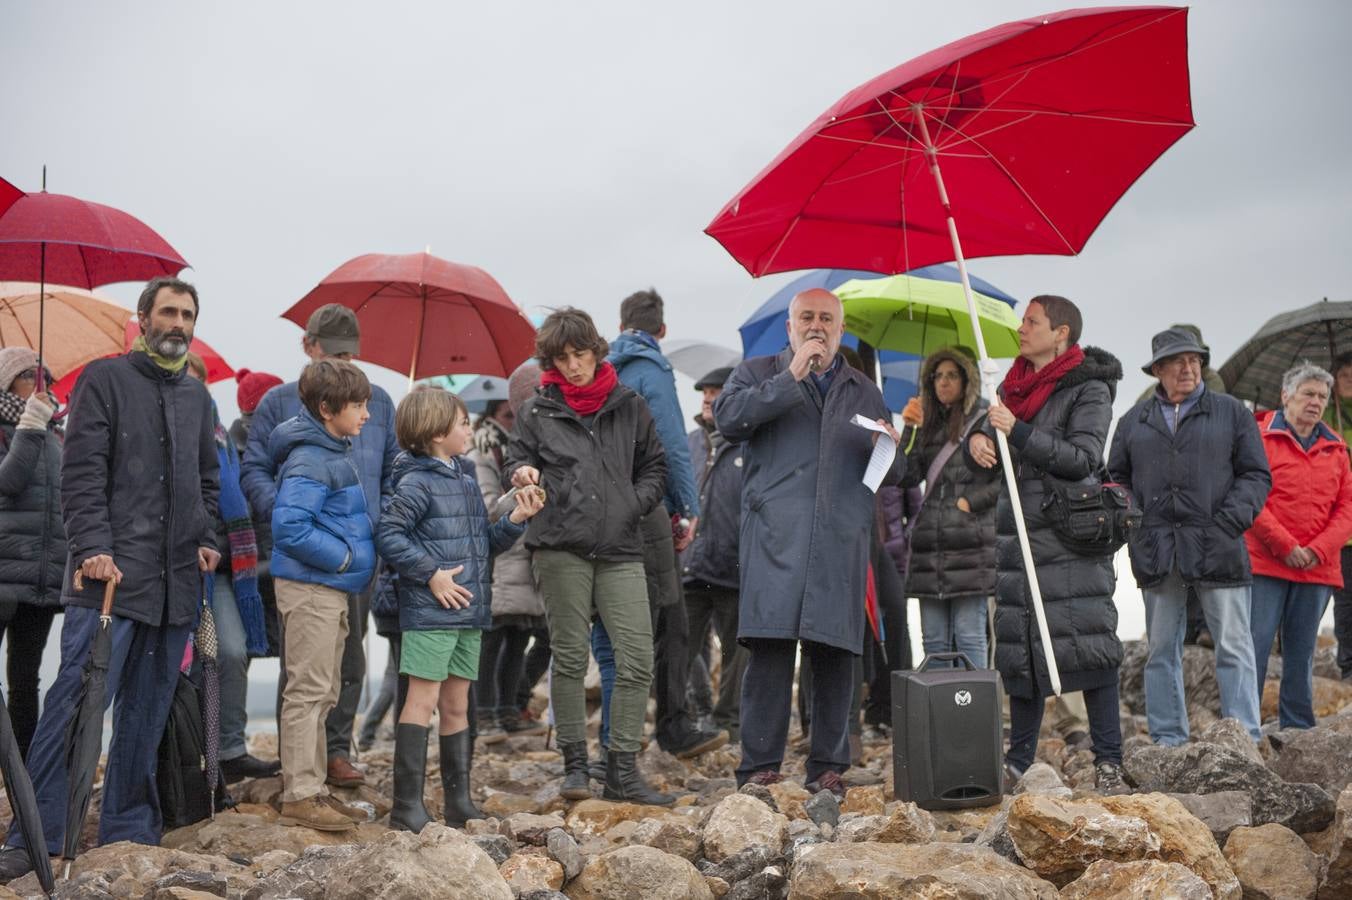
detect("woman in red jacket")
[1247,362,1352,729]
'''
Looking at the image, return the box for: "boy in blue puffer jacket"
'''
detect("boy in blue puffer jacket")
[377,388,543,831]
[270,359,376,833]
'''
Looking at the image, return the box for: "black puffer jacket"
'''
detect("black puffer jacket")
[966,346,1124,698]
[903,350,1000,601]
[1107,387,1271,589]
[0,422,65,607]
[62,352,219,628]
[506,382,667,562]
[680,419,742,590]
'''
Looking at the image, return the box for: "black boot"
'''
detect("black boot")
[588,747,608,783]
[440,729,484,826]
[559,741,592,800]
[390,723,432,833]
[604,750,674,806]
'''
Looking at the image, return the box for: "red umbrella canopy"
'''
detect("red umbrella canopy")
[284,252,535,380]
[50,318,234,402]
[706,6,1194,276]
[0,178,21,219]
[0,188,188,287]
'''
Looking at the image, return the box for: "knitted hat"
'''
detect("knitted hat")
[236,368,283,413]
[0,348,39,393]
[508,360,542,415]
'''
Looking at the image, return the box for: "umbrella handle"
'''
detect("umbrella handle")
[71,572,117,617]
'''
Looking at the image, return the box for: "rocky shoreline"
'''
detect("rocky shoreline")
[3,638,1351,899]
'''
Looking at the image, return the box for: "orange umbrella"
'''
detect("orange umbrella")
[0,282,128,381]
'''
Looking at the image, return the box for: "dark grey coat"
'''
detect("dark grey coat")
[1107,387,1271,589]
[62,352,220,628]
[968,347,1124,698]
[714,350,904,654]
[0,423,65,608]
[679,421,742,591]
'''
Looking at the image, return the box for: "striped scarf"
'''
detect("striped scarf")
[210,409,268,656]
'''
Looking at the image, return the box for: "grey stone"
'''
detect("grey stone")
[1266,726,1352,795]
[802,790,839,829]
[1166,791,1252,844]
[519,892,570,900]
[737,782,779,812]
[244,845,361,900]
[545,827,584,881]
[147,870,229,897]
[974,806,1020,864]
[472,833,515,866]
[1012,761,1071,798]
[1196,718,1264,765]
[724,865,787,900]
[702,845,783,885]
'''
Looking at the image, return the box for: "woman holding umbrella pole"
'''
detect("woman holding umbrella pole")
[966,296,1129,794]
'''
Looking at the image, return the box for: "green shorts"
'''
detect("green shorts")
[399,629,481,681]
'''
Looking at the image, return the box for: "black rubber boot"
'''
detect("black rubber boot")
[603,750,675,806]
[440,729,484,826]
[559,741,592,800]
[389,723,432,833]
[588,747,608,783]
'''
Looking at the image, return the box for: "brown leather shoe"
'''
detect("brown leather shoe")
[326,756,366,787]
[322,794,368,822]
[279,796,355,832]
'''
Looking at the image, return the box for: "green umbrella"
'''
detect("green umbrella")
[836,274,1021,358]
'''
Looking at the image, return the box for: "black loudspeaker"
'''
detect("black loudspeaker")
[891,652,1003,810]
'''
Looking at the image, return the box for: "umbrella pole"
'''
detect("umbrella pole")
[407,290,428,391]
[913,105,1061,695]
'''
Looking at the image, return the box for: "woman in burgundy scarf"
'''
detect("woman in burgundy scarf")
[967,296,1129,795]
[506,308,673,806]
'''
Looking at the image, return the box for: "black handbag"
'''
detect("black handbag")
[1040,471,1141,557]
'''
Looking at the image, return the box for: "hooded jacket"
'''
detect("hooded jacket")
[1108,384,1271,589]
[902,349,1000,601]
[0,419,65,609]
[608,331,700,518]
[680,417,742,590]
[1246,410,1352,586]
[61,352,220,627]
[377,452,525,631]
[506,381,667,562]
[268,410,376,593]
[969,346,1125,698]
[469,417,545,619]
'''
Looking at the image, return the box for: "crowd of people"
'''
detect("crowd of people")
[0,275,1347,878]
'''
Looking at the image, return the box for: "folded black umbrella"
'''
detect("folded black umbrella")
[0,691,53,895]
[195,585,221,813]
[62,577,115,879]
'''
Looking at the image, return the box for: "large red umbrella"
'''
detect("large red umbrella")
[706,6,1194,693]
[0,175,189,396]
[49,318,234,403]
[283,252,534,383]
[0,178,20,219]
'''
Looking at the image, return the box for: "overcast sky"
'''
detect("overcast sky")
[3,0,1350,425]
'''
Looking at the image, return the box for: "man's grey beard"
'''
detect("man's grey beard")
[148,330,189,359]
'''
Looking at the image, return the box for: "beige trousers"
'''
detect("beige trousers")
[275,578,350,802]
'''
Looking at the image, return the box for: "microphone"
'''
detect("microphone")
[809,355,822,372]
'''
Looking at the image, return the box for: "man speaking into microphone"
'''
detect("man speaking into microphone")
[713,287,903,796]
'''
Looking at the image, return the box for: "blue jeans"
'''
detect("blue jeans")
[211,578,251,760]
[1251,575,1330,729]
[592,623,616,749]
[1143,571,1261,744]
[6,606,190,853]
[918,595,989,669]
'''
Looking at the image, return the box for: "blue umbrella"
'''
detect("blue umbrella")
[453,374,511,414]
[738,265,1016,411]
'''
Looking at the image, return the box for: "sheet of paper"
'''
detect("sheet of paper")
[851,413,896,493]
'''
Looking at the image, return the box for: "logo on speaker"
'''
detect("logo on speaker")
[954,690,972,707]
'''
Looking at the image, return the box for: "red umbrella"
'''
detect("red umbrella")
[706,7,1194,694]
[283,252,534,383]
[50,319,234,403]
[0,178,20,219]
[0,174,189,397]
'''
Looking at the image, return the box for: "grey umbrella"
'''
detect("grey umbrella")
[662,340,742,381]
[1219,298,1352,414]
[454,375,510,414]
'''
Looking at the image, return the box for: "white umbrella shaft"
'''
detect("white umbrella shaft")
[914,106,1062,695]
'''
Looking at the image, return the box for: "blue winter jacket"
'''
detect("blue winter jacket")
[268,410,377,593]
[608,331,700,518]
[241,380,398,528]
[376,452,525,631]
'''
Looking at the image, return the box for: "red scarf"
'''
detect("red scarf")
[1000,345,1085,421]
[541,361,619,415]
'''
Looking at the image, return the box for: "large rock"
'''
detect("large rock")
[547,828,586,881]
[7,842,250,899]
[481,791,540,818]
[1224,824,1322,900]
[503,812,568,845]
[1005,793,1160,886]
[162,809,386,858]
[766,781,812,821]
[320,824,512,899]
[1166,792,1253,845]
[1125,741,1336,833]
[1059,859,1213,899]
[243,846,360,900]
[831,813,886,843]
[565,799,668,838]
[1197,718,1266,765]
[501,852,566,894]
[565,846,713,900]
[1099,793,1241,900]
[1321,786,1352,899]
[702,794,789,863]
[871,802,935,844]
[841,785,885,815]
[787,842,1056,899]
[702,846,786,885]
[629,815,702,861]
[1266,727,1352,795]
[1012,762,1071,798]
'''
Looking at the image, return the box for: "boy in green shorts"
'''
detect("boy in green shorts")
[376,389,543,830]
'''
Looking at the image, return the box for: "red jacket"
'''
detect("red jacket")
[1246,411,1352,586]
